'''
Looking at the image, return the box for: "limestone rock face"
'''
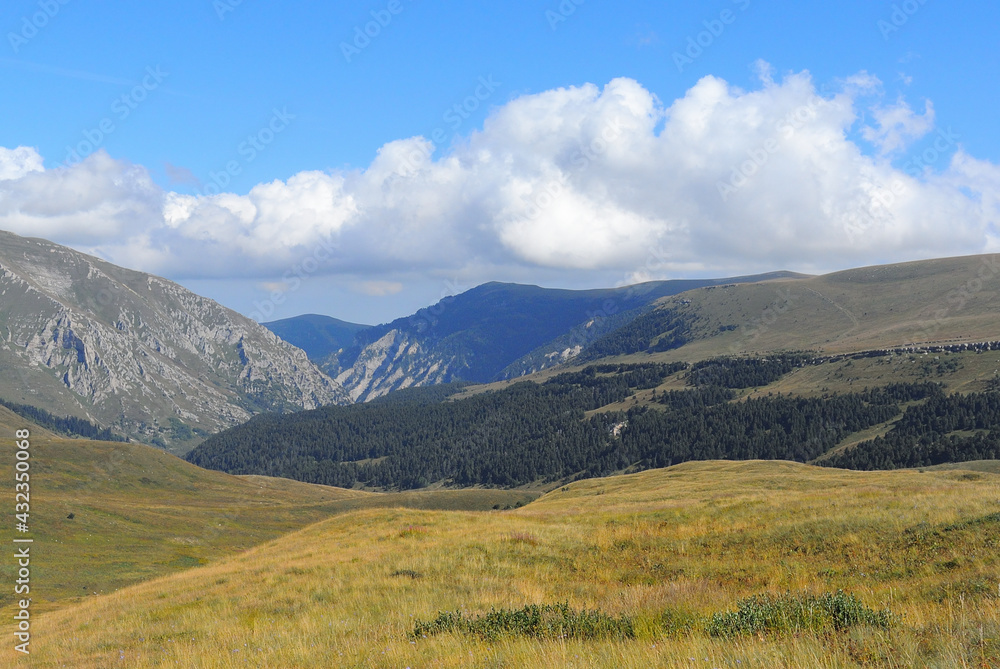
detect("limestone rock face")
[332,329,453,402]
[0,230,348,447]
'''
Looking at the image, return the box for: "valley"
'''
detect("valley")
[3,238,1000,667]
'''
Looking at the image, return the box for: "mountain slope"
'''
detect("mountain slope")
[187,254,1000,492]
[332,273,802,402]
[625,253,1000,362]
[0,230,348,451]
[262,314,371,360]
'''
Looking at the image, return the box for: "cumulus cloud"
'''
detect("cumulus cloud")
[0,66,998,283]
[862,98,935,155]
[0,150,160,244]
[0,146,43,181]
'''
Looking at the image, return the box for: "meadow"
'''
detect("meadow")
[13,459,1000,668]
[0,406,535,615]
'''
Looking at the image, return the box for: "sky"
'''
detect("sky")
[2,0,1000,325]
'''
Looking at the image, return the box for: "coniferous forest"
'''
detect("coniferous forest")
[185,355,993,490]
[0,397,128,442]
[820,390,1000,469]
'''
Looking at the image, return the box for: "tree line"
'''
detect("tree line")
[0,397,127,442]
[186,356,954,489]
[821,390,1000,469]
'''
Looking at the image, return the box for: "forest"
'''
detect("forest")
[576,307,692,360]
[187,355,979,490]
[821,390,1000,469]
[0,397,128,442]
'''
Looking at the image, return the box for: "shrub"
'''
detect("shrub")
[412,602,634,641]
[706,590,895,637]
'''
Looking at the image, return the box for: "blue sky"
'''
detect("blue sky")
[2,0,1000,324]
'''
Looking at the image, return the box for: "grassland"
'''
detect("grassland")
[652,254,1000,357]
[11,459,998,668]
[0,410,537,615]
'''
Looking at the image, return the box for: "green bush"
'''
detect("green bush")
[706,590,895,637]
[412,602,635,641]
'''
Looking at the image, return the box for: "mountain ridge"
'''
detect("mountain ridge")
[262,313,371,360]
[0,230,348,452]
[319,271,807,402]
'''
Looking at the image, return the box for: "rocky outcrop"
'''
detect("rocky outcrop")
[0,230,348,448]
[334,329,453,402]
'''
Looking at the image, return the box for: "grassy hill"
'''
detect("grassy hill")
[17,460,1000,667]
[645,254,1000,360]
[0,411,536,614]
[455,254,1000,407]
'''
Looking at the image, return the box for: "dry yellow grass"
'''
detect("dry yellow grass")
[0,416,536,616]
[13,460,1000,668]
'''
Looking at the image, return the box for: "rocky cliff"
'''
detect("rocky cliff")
[0,230,348,451]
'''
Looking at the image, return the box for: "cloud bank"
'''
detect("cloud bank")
[2,67,999,285]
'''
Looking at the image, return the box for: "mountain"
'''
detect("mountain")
[329,273,803,402]
[613,253,1000,362]
[187,254,1000,491]
[262,314,371,360]
[0,230,348,452]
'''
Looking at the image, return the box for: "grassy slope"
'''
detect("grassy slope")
[21,461,1000,668]
[0,412,537,615]
[456,254,1000,408]
[651,254,1000,359]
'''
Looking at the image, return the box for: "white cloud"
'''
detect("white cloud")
[0,146,43,181]
[0,67,998,284]
[862,97,935,155]
[0,150,160,243]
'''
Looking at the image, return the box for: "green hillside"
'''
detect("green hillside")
[188,352,1000,490]
[643,254,1000,360]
